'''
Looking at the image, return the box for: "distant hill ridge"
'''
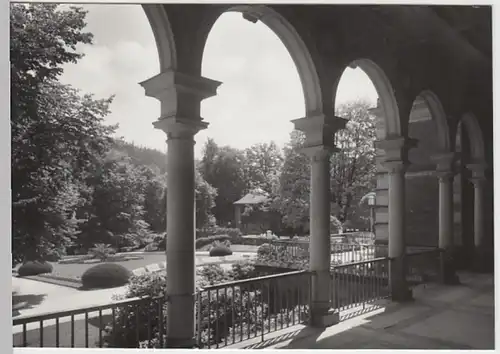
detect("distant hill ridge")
[113,139,167,174]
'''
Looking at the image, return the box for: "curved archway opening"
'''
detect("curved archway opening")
[332,62,379,236]
[403,91,451,248]
[200,11,305,154]
[199,11,308,231]
[453,120,465,252]
[453,113,488,266]
[333,60,401,242]
[460,113,485,164]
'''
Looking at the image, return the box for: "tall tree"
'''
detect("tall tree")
[198,139,248,225]
[11,4,115,263]
[243,142,283,193]
[195,172,218,228]
[332,100,377,222]
[141,167,167,233]
[275,100,377,232]
[75,151,150,250]
[274,131,311,232]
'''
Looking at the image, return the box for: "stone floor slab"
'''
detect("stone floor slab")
[361,303,432,330]
[400,308,495,349]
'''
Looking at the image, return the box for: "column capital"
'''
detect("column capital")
[140,69,221,101]
[431,152,456,181]
[291,114,348,151]
[153,116,208,140]
[301,145,333,162]
[436,170,455,182]
[469,176,486,187]
[140,69,221,130]
[431,152,455,170]
[374,136,417,163]
[382,160,408,174]
[467,161,488,179]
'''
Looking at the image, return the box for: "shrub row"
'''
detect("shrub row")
[196,227,242,240]
[238,235,279,246]
[195,235,231,249]
[104,261,259,348]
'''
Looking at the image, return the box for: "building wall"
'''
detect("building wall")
[372,98,441,247]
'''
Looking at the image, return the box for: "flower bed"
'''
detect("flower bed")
[59,255,144,264]
[40,254,168,286]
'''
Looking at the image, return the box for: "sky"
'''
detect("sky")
[60,5,378,158]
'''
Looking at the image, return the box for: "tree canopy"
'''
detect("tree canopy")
[11,4,377,265]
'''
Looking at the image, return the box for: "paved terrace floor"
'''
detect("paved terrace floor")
[239,271,495,350]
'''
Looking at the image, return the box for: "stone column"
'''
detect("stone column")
[140,70,221,347]
[375,137,415,302]
[467,163,489,272]
[292,114,347,327]
[431,153,459,284]
[432,153,459,284]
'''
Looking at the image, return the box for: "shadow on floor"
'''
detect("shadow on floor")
[278,273,494,350]
[242,327,324,349]
[12,293,47,317]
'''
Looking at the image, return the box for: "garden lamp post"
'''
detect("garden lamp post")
[367,194,376,233]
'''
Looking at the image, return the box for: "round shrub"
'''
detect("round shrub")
[209,246,232,257]
[81,263,132,289]
[257,243,272,257]
[144,243,158,252]
[44,252,61,262]
[17,261,53,277]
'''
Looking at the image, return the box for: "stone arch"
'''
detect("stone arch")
[209,5,324,116]
[142,4,177,71]
[460,112,486,163]
[416,90,451,152]
[336,58,401,138]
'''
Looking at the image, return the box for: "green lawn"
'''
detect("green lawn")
[48,254,171,281]
[48,247,257,282]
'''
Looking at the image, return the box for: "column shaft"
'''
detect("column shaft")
[291,113,347,327]
[438,174,454,249]
[309,151,333,318]
[388,166,405,258]
[472,180,485,248]
[437,173,460,284]
[387,163,411,301]
[166,135,196,348]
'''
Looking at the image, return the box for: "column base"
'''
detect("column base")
[472,249,493,273]
[390,257,413,303]
[442,270,461,285]
[391,286,413,303]
[440,250,461,285]
[166,337,196,348]
[310,308,339,328]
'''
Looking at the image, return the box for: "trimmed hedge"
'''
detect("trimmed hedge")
[238,236,278,247]
[144,243,158,252]
[17,261,53,277]
[104,261,275,348]
[257,243,272,257]
[81,263,132,289]
[196,227,242,241]
[209,246,233,257]
[195,235,231,249]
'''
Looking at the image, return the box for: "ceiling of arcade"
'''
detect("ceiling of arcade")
[160,4,491,104]
[154,4,491,142]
